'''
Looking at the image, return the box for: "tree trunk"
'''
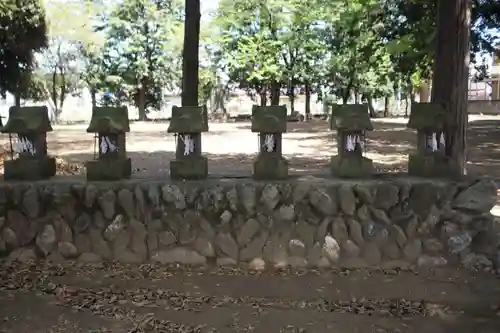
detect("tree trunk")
[90,89,97,107]
[383,96,390,117]
[354,90,360,104]
[431,0,471,177]
[341,90,349,104]
[59,66,66,120]
[259,89,267,106]
[213,85,226,114]
[305,82,311,121]
[51,70,58,121]
[404,96,409,117]
[138,80,147,121]
[181,0,201,107]
[270,80,280,106]
[14,93,21,107]
[288,82,295,114]
[366,95,376,117]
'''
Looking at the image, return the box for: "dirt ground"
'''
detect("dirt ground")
[1,115,499,178]
[1,116,500,333]
[1,262,500,333]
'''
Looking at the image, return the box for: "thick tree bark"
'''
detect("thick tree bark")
[431,0,471,177]
[181,0,201,107]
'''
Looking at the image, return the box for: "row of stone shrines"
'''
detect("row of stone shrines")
[1,103,450,181]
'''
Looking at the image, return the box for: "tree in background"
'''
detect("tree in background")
[1,0,499,125]
[0,0,47,105]
[103,0,183,119]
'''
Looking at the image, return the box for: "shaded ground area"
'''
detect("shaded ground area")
[1,115,497,178]
[1,117,500,332]
[1,262,500,332]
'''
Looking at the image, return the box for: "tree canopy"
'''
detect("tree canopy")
[0,0,47,102]
[1,0,499,118]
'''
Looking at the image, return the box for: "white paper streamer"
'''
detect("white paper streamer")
[263,134,275,152]
[180,134,195,155]
[100,136,118,153]
[15,137,36,155]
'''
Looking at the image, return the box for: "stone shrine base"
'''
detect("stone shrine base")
[0,176,498,270]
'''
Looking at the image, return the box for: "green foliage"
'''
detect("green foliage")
[2,0,499,121]
[102,0,183,116]
[215,0,397,105]
[323,0,395,102]
[0,0,47,99]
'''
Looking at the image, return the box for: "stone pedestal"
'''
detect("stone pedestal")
[329,105,374,178]
[407,103,454,178]
[86,158,132,181]
[251,106,288,180]
[170,155,208,180]
[86,107,131,181]
[408,154,451,178]
[168,106,209,180]
[4,156,56,180]
[330,155,373,178]
[253,154,288,180]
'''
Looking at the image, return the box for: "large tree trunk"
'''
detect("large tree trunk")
[181,0,200,107]
[431,0,471,177]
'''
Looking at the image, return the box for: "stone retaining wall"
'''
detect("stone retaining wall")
[468,100,500,115]
[0,178,498,270]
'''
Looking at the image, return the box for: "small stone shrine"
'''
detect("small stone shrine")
[167,106,208,180]
[407,102,451,177]
[251,105,288,180]
[329,104,374,177]
[1,106,56,180]
[86,106,131,180]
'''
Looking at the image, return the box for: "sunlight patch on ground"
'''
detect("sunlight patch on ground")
[366,152,409,164]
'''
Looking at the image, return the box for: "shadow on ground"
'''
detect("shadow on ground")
[235,119,330,133]
[1,264,499,333]
[3,118,496,180]
[283,118,500,178]
[62,151,332,178]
